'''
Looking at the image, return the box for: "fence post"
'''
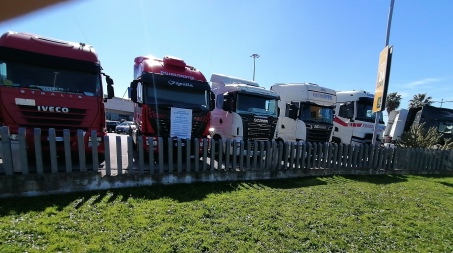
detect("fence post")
[306,142,312,170]
[201,138,208,172]
[232,140,237,171]
[341,144,348,170]
[259,141,265,170]
[148,137,155,173]
[194,138,200,172]
[90,130,99,172]
[48,128,58,173]
[34,128,44,174]
[104,135,111,176]
[347,144,354,170]
[283,142,290,169]
[225,139,231,170]
[62,129,72,173]
[311,142,317,169]
[300,142,306,170]
[239,140,245,170]
[158,137,164,174]
[127,136,134,173]
[18,127,28,174]
[177,138,183,173]
[331,143,338,170]
[167,137,174,173]
[1,127,13,175]
[186,138,191,172]
[218,139,224,170]
[77,130,86,172]
[116,136,122,175]
[246,140,252,170]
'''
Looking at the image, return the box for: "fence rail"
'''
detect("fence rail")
[1,127,452,197]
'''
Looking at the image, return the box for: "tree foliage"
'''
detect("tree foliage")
[397,123,453,150]
[408,93,433,109]
[385,92,402,113]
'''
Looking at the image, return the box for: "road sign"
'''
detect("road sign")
[373,45,393,112]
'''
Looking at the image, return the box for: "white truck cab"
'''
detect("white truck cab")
[331,90,385,145]
[271,83,336,143]
[209,74,280,147]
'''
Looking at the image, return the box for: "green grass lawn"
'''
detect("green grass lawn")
[1,175,452,252]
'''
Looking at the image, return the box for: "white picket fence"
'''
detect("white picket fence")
[0,126,452,197]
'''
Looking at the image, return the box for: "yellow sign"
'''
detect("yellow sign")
[373,46,392,112]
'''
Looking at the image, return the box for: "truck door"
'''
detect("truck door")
[332,102,354,143]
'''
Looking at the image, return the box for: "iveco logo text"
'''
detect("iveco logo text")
[168,80,194,87]
[37,106,69,113]
[254,118,268,123]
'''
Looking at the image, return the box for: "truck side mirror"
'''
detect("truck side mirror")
[222,99,231,112]
[130,80,138,103]
[286,102,299,120]
[346,103,354,119]
[106,75,114,85]
[107,84,114,99]
[210,92,215,111]
[104,75,114,100]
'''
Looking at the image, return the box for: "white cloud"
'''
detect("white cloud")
[404,78,441,88]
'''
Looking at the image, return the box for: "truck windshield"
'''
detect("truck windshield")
[0,61,101,96]
[299,103,334,124]
[144,87,210,110]
[356,99,384,123]
[236,93,278,117]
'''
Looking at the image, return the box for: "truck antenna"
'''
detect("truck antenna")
[122,87,129,100]
[73,15,90,46]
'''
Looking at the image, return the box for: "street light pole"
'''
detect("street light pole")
[250,54,260,81]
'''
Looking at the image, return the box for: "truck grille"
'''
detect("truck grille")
[147,109,209,138]
[245,122,274,141]
[17,105,89,136]
[306,128,331,143]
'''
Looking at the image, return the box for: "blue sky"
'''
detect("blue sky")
[1,0,453,116]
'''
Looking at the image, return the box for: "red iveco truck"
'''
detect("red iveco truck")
[129,55,214,159]
[0,31,114,161]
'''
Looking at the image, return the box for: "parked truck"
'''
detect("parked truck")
[129,55,214,158]
[384,105,453,144]
[270,83,336,143]
[330,90,385,145]
[209,74,280,152]
[0,31,114,160]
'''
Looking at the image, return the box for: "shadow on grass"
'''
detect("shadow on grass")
[256,177,327,189]
[439,182,453,188]
[0,177,330,216]
[4,173,436,215]
[342,174,408,185]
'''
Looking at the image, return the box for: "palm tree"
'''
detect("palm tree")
[385,92,402,114]
[408,93,433,109]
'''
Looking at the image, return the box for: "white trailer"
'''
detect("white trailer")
[209,74,280,149]
[330,90,385,145]
[270,83,336,143]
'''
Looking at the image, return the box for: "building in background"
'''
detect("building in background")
[105,97,133,121]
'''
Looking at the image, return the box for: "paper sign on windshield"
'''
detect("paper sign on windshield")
[170,107,192,139]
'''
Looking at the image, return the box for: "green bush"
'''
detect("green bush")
[397,123,453,150]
